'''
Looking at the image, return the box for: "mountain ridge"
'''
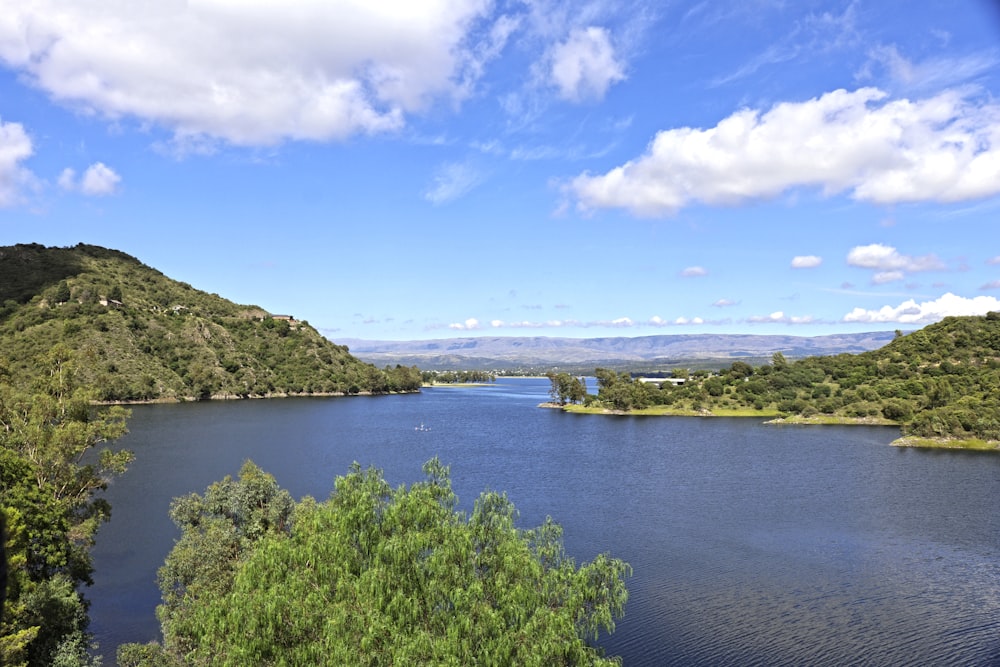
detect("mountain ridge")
[0,243,421,400]
[340,331,900,371]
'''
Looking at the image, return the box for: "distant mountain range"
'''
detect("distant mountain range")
[339,331,901,372]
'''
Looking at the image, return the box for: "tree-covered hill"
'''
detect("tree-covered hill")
[554,313,1000,446]
[0,243,420,400]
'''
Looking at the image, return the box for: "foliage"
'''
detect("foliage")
[547,372,587,405]
[582,314,1000,442]
[0,359,131,666]
[422,369,497,384]
[121,460,630,666]
[0,243,421,401]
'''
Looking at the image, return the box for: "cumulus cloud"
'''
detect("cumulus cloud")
[449,318,482,330]
[791,255,822,268]
[569,87,1000,216]
[843,292,1000,323]
[0,1,500,146]
[546,26,625,102]
[0,118,35,206]
[847,243,945,272]
[680,266,708,277]
[59,162,121,196]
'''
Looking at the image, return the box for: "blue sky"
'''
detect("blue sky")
[2,0,1000,341]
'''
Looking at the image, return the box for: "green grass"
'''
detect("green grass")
[559,404,780,417]
[891,436,1000,451]
[768,414,898,426]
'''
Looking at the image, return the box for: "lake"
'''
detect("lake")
[88,378,1000,665]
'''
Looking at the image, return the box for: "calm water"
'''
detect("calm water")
[88,378,1000,665]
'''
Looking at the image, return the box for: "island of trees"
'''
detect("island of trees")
[546,313,1000,449]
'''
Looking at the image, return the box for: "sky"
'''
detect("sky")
[2,0,1000,342]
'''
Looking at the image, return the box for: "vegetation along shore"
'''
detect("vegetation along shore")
[544,312,1000,452]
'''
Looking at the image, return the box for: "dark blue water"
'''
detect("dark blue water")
[88,378,1000,665]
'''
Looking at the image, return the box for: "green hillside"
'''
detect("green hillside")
[556,314,1000,447]
[0,243,420,400]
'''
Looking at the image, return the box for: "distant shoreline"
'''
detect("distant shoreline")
[543,403,1000,452]
[98,389,419,406]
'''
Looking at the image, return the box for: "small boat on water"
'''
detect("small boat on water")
[415,422,430,431]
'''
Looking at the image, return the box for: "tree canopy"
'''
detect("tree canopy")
[120,460,631,666]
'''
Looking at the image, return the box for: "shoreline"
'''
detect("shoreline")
[97,389,419,406]
[545,403,999,451]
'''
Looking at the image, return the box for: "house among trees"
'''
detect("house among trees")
[269,314,295,322]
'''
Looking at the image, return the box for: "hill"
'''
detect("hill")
[0,243,420,400]
[553,314,1000,447]
[341,331,899,372]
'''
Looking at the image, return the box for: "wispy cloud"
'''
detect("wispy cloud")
[745,311,817,325]
[862,44,1000,93]
[680,266,708,277]
[425,161,484,204]
[791,255,822,268]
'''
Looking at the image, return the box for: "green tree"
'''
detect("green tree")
[0,354,131,666]
[547,372,586,405]
[126,460,630,666]
[155,461,295,660]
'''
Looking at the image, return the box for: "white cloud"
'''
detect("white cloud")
[746,311,816,324]
[58,162,122,196]
[791,255,822,269]
[872,270,905,284]
[712,298,739,307]
[449,317,482,330]
[0,118,35,206]
[680,266,707,277]
[981,280,1000,291]
[843,292,1000,323]
[987,256,1000,265]
[81,162,121,195]
[865,45,999,93]
[0,1,498,146]
[846,243,945,272]
[425,161,483,204]
[546,26,625,102]
[569,87,1000,216]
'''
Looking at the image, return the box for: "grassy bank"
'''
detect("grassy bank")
[891,436,1000,451]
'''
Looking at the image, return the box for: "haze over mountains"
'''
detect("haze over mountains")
[340,332,901,372]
